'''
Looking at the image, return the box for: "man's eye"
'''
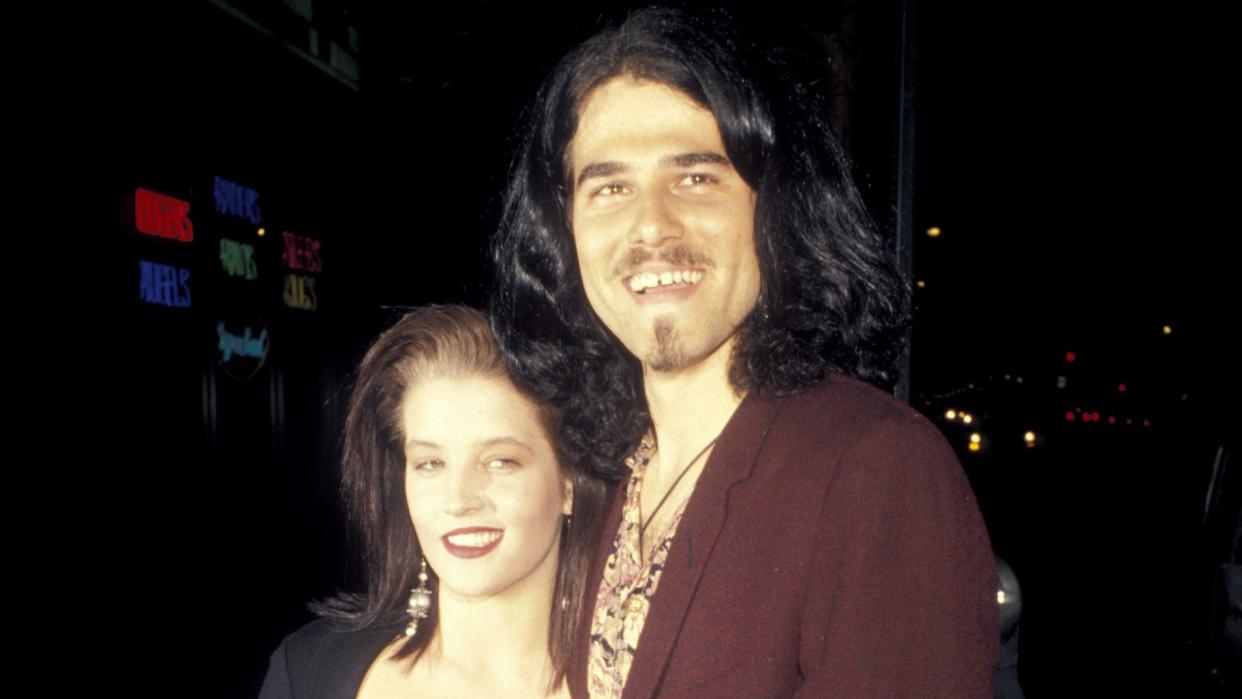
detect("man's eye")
[592,183,627,198]
[679,173,716,187]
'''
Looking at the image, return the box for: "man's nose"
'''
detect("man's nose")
[444,464,487,516]
[629,188,684,247]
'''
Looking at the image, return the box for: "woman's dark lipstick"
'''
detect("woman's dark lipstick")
[441,527,504,559]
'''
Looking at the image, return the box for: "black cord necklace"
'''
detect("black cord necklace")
[639,435,720,550]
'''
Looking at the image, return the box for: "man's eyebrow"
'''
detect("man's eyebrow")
[576,161,627,188]
[575,152,731,189]
[663,151,731,168]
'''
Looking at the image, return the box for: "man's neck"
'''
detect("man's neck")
[642,335,744,474]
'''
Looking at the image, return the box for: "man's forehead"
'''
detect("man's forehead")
[567,77,726,180]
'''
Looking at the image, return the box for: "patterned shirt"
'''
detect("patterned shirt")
[587,432,688,699]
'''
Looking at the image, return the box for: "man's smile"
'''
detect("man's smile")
[626,268,705,293]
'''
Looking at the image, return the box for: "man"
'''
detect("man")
[492,8,996,697]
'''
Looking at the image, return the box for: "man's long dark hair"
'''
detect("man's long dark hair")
[491,8,908,480]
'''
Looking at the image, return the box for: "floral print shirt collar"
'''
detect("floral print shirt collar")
[587,431,687,699]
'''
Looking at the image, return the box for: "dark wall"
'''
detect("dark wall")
[74,2,906,695]
[66,2,1232,694]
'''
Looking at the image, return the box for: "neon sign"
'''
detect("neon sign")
[217,322,269,362]
[213,176,262,224]
[283,273,318,311]
[138,260,191,308]
[135,188,193,242]
[281,230,322,272]
[219,238,258,280]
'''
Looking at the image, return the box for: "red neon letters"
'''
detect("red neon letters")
[135,188,194,242]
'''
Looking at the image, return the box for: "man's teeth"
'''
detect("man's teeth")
[628,270,704,293]
[446,531,502,547]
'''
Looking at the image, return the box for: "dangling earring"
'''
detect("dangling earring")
[404,558,432,637]
[559,514,572,612]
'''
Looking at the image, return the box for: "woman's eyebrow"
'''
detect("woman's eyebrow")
[405,438,440,450]
[476,436,534,451]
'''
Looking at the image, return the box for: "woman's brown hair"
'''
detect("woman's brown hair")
[313,305,606,687]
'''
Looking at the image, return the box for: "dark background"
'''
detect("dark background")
[53,1,1233,695]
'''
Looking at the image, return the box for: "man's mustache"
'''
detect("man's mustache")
[613,246,716,278]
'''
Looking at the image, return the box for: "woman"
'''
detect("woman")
[260,305,606,698]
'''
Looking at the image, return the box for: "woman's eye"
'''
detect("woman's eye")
[412,459,444,473]
[486,458,520,471]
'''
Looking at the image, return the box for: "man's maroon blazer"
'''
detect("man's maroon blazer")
[570,373,998,698]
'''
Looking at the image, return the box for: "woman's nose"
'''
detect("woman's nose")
[443,464,487,516]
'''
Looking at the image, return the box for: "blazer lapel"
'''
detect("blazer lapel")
[621,392,784,699]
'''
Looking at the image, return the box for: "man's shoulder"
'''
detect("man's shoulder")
[754,372,953,465]
[775,372,929,431]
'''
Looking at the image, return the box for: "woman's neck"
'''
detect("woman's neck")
[424,546,561,695]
